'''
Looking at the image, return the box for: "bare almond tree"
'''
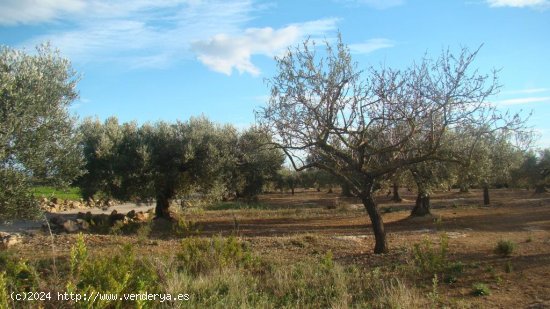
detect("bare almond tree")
[259,35,525,253]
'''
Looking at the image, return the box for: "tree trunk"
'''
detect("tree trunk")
[361,195,388,254]
[391,183,402,202]
[411,192,431,216]
[534,184,547,194]
[483,186,490,206]
[155,189,174,219]
[341,183,352,197]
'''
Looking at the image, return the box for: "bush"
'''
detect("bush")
[67,234,159,308]
[471,283,491,296]
[412,234,449,274]
[176,236,254,276]
[0,170,41,221]
[494,240,516,257]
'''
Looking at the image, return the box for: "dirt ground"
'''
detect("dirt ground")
[6,188,550,308]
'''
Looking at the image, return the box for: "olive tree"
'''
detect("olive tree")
[0,44,84,220]
[259,36,524,253]
[230,127,284,200]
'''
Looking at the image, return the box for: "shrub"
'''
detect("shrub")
[471,283,491,296]
[176,236,254,275]
[67,234,159,308]
[412,234,449,274]
[494,240,516,257]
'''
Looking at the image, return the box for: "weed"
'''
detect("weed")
[172,216,200,237]
[428,274,439,306]
[494,240,517,257]
[412,233,449,274]
[471,283,491,296]
[504,261,513,273]
[136,221,152,243]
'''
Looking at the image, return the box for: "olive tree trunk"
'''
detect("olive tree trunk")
[361,194,388,254]
[483,185,490,206]
[411,192,431,216]
[155,188,175,219]
[391,183,402,202]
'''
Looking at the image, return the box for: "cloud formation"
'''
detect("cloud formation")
[349,38,395,54]
[17,0,257,68]
[497,96,550,105]
[0,0,85,25]
[337,0,405,9]
[192,18,339,76]
[487,0,550,8]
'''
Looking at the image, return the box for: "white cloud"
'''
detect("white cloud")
[192,18,338,76]
[337,0,405,9]
[487,0,550,8]
[19,0,257,68]
[497,96,550,105]
[349,38,395,54]
[500,88,549,95]
[0,0,85,25]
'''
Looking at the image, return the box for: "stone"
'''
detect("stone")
[76,219,90,231]
[126,210,136,219]
[134,211,149,222]
[49,215,67,226]
[62,220,80,233]
[109,210,125,223]
[1,233,22,249]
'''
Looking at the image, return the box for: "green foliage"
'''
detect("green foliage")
[412,234,449,275]
[0,169,41,221]
[207,201,270,211]
[172,217,200,237]
[77,117,283,217]
[504,261,514,273]
[0,272,9,309]
[176,236,254,275]
[32,186,82,201]
[231,127,285,199]
[494,240,517,257]
[67,235,159,308]
[0,44,84,220]
[471,282,491,296]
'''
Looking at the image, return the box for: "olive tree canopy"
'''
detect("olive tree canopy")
[259,36,525,253]
[0,44,84,220]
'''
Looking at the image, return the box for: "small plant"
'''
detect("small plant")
[412,233,449,274]
[526,236,533,243]
[136,222,152,243]
[504,261,513,273]
[427,274,440,306]
[494,240,517,257]
[173,216,200,237]
[471,282,491,296]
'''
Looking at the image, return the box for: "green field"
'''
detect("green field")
[31,186,82,201]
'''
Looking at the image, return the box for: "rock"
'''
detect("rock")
[109,210,125,223]
[62,220,80,233]
[92,214,109,226]
[127,210,136,219]
[50,215,67,226]
[51,197,59,205]
[134,211,149,222]
[76,219,90,231]
[0,233,22,249]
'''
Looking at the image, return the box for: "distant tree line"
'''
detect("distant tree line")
[76,117,284,218]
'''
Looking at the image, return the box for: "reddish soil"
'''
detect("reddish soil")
[9,188,550,308]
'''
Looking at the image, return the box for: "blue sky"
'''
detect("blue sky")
[1,0,549,146]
